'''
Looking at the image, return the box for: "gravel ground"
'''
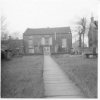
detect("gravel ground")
[53,54,97,98]
[1,55,44,98]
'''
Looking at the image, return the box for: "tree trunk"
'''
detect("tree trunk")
[79,33,82,47]
[83,33,84,49]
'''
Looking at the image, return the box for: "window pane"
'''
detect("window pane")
[28,40,33,48]
[62,39,66,48]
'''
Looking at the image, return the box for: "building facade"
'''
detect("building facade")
[23,27,72,54]
[88,17,98,48]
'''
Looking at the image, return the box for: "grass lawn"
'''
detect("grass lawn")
[1,55,44,98]
[52,54,97,98]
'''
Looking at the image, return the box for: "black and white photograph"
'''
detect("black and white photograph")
[1,0,99,98]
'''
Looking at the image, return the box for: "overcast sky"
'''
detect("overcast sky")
[1,0,99,39]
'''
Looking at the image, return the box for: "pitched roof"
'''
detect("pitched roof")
[23,27,71,36]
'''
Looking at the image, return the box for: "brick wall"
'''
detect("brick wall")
[23,33,72,54]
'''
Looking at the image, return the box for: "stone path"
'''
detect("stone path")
[43,55,84,98]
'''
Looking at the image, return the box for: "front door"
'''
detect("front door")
[43,46,50,55]
[29,48,34,54]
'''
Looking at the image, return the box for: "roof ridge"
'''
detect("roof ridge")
[27,26,70,30]
[23,27,71,36]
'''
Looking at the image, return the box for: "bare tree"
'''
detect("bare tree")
[77,17,87,49]
[77,26,82,47]
[12,31,20,39]
[1,15,8,40]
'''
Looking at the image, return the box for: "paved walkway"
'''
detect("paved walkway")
[43,55,84,98]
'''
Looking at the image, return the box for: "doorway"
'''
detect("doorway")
[43,46,51,55]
